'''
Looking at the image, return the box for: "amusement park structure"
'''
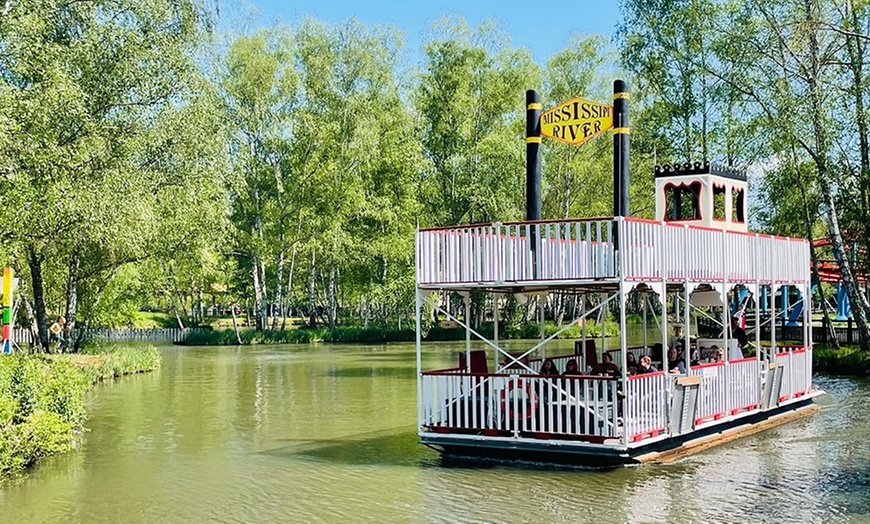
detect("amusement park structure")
[412,83,822,467]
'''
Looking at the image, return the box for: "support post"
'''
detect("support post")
[581,294,587,358]
[493,294,499,372]
[613,80,630,217]
[599,293,606,370]
[804,284,811,350]
[722,230,730,362]
[618,220,630,447]
[684,281,691,373]
[464,293,471,372]
[684,225,691,373]
[771,285,777,354]
[415,288,423,429]
[755,287,762,361]
[661,292,669,369]
[642,292,648,350]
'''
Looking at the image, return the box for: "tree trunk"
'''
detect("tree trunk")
[845,0,870,248]
[804,0,870,350]
[801,184,838,348]
[174,305,186,329]
[230,304,242,345]
[252,254,264,330]
[327,263,336,330]
[272,231,285,331]
[363,288,370,329]
[26,245,49,351]
[819,188,870,350]
[554,293,565,327]
[523,297,533,323]
[64,252,80,352]
[258,257,268,330]
[21,294,38,353]
[308,249,317,328]
[198,282,204,325]
[281,243,297,331]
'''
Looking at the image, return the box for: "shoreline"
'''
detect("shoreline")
[0,346,161,479]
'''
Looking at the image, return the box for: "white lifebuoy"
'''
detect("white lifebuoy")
[500,378,538,420]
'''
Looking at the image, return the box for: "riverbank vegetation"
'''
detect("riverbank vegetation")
[813,345,870,376]
[0,347,160,477]
[181,319,617,345]
[0,1,868,356]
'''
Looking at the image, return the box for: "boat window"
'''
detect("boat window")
[732,188,745,223]
[713,184,727,220]
[665,182,702,221]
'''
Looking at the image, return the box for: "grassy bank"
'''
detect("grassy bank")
[181,320,618,346]
[813,345,870,375]
[0,346,161,477]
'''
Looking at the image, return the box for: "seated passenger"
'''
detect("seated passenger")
[667,347,686,374]
[668,323,683,351]
[539,358,559,376]
[591,352,620,377]
[715,347,725,363]
[636,355,658,374]
[650,342,664,363]
[562,359,582,376]
[626,353,638,375]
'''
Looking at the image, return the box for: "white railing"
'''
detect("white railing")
[417,219,616,286]
[420,372,619,438]
[690,358,761,424]
[417,217,809,288]
[625,372,667,442]
[728,358,761,414]
[776,347,813,402]
[619,218,810,284]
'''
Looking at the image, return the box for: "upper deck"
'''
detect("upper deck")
[416,216,809,291]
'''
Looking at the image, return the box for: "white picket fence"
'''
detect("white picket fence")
[11,327,204,344]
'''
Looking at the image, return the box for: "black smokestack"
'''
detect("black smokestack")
[613,80,630,217]
[525,90,542,221]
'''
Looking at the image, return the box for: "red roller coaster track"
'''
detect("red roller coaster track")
[811,238,867,284]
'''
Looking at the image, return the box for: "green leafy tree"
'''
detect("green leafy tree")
[0,0,224,350]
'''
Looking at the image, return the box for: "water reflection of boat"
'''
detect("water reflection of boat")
[413,162,822,468]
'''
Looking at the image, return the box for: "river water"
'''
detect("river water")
[1,341,868,523]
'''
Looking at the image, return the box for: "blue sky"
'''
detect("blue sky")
[231,0,622,64]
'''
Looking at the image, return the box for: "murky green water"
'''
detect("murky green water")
[1,341,868,523]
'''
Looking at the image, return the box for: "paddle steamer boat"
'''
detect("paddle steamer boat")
[413,160,822,467]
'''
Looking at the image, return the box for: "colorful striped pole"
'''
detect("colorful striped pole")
[2,267,14,354]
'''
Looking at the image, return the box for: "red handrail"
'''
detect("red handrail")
[628,370,666,380]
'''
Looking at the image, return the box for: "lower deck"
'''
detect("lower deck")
[422,396,821,468]
[419,346,815,466]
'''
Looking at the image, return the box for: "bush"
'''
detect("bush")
[0,355,89,475]
[0,346,162,477]
[813,345,870,375]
